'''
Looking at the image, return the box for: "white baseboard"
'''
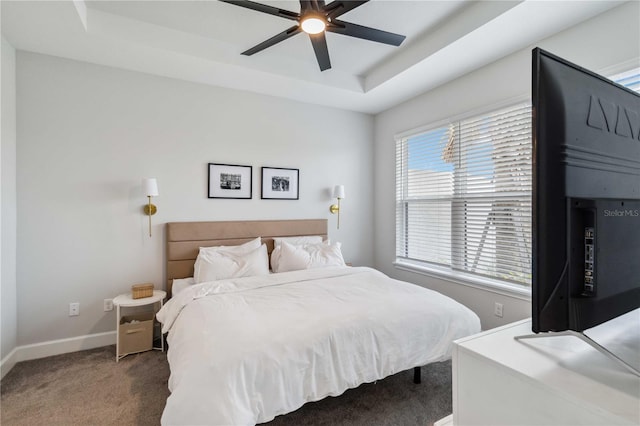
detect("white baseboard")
[0,331,116,379]
[1,347,19,380]
[434,414,453,426]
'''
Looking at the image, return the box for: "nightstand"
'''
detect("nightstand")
[113,290,166,362]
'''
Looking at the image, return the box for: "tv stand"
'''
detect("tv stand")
[514,330,640,377]
[451,316,640,425]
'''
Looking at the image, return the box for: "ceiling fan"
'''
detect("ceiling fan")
[220,0,406,71]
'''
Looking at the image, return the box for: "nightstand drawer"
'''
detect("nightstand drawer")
[118,313,153,355]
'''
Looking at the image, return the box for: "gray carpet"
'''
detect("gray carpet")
[1,345,453,425]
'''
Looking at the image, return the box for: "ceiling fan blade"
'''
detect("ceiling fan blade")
[242,25,302,56]
[300,0,311,12]
[300,0,325,13]
[327,20,405,46]
[309,32,331,71]
[324,1,368,19]
[220,0,300,21]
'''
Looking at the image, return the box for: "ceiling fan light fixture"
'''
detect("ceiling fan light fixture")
[222,0,406,72]
[301,16,326,34]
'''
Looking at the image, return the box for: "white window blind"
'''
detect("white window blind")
[611,67,640,93]
[395,69,638,290]
[396,103,532,287]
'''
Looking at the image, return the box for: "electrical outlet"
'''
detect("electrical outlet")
[494,302,504,318]
[69,302,80,316]
[103,299,113,312]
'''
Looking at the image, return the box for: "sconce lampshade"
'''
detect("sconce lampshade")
[142,178,159,197]
[333,185,345,199]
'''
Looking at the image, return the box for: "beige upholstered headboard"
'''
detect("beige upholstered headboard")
[166,219,328,297]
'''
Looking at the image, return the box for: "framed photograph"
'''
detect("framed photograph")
[208,163,252,199]
[261,167,299,200]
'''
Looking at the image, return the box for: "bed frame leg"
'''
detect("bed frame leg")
[413,366,421,384]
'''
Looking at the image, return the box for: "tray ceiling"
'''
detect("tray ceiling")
[1,0,624,113]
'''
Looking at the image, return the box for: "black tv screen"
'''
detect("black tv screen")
[532,48,640,333]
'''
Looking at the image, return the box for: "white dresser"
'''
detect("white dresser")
[451,312,640,425]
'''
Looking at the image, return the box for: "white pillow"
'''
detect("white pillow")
[273,236,324,247]
[171,277,195,296]
[194,243,269,283]
[198,237,261,256]
[270,246,282,272]
[194,237,261,282]
[270,236,324,271]
[274,241,346,273]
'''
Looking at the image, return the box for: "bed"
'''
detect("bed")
[157,219,481,425]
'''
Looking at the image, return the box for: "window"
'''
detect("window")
[395,67,639,292]
[396,103,533,289]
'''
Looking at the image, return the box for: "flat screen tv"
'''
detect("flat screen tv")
[532,48,640,335]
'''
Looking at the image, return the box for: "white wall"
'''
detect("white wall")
[10,1,639,358]
[16,52,374,347]
[1,35,18,370]
[373,2,640,330]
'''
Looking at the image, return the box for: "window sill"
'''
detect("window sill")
[393,260,531,301]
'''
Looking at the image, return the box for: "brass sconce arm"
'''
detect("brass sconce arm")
[329,185,345,229]
[142,178,159,237]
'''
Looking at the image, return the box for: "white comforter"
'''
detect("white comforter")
[157,266,480,425]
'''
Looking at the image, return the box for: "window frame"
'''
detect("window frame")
[393,96,532,299]
[393,66,639,298]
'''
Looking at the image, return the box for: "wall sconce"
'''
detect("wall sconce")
[329,185,345,229]
[142,178,158,237]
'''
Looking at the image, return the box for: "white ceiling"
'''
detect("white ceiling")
[1,0,625,114]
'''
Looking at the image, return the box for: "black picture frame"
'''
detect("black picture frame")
[261,167,299,200]
[208,163,252,199]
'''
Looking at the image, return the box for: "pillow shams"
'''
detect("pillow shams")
[194,241,269,283]
[270,236,324,271]
[275,241,346,273]
[171,277,195,296]
[272,236,323,247]
[194,237,261,282]
[198,237,261,255]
